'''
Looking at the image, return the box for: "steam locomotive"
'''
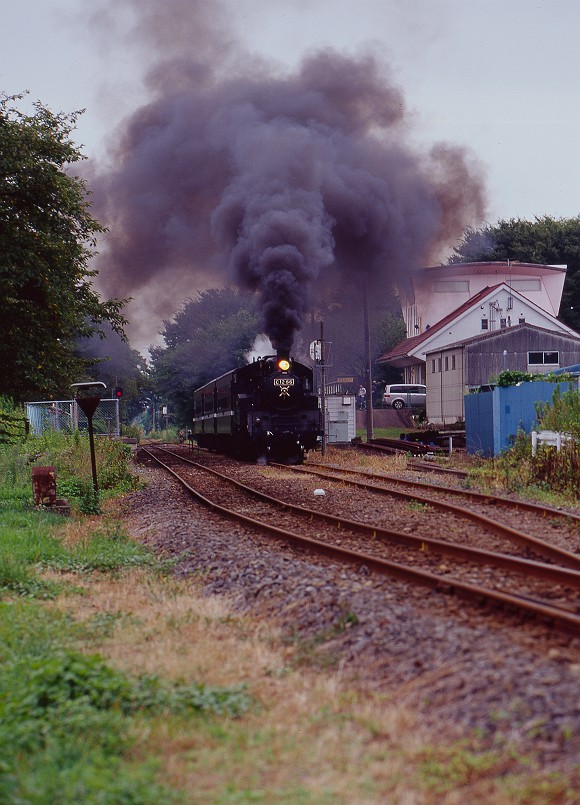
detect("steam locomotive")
[192,353,321,464]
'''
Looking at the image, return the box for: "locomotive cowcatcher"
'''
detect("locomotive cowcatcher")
[192,353,321,464]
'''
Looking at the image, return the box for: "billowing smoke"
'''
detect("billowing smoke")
[87,0,486,351]
[245,334,275,364]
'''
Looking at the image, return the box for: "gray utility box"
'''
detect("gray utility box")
[325,395,356,444]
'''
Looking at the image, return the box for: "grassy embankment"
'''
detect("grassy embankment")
[0,431,578,803]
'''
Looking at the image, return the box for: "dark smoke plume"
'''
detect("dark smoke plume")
[88,0,486,351]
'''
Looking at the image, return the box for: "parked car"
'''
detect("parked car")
[382,384,426,409]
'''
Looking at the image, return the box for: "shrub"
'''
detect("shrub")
[492,370,575,387]
[531,441,580,495]
[0,396,29,445]
[121,422,143,440]
[536,384,580,438]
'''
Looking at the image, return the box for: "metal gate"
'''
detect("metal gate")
[25,399,120,437]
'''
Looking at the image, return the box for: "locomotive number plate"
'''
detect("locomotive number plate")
[274,377,294,398]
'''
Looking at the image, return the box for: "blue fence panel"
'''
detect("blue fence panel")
[466,381,576,456]
[465,391,494,456]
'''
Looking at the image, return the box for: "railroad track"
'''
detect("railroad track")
[138,445,580,635]
[308,458,579,520]
[279,460,580,568]
[353,439,468,477]
[407,460,468,478]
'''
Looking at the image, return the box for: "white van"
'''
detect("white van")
[382,384,426,409]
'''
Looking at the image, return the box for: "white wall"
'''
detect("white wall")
[412,286,574,364]
[426,350,465,424]
[405,263,565,335]
[325,395,356,443]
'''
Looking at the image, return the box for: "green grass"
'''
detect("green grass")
[0,501,157,593]
[0,601,245,804]
[356,427,412,440]
[0,431,143,514]
[0,435,252,803]
[0,496,251,803]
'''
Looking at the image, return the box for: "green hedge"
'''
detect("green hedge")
[0,398,28,445]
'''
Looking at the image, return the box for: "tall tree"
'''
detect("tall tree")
[150,288,260,422]
[0,94,126,402]
[300,286,406,386]
[450,216,580,331]
[76,324,151,423]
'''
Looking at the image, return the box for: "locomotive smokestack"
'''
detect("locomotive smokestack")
[276,348,291,372]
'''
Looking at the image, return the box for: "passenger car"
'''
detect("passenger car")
[382,384,426,409]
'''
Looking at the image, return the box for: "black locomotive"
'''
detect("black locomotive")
[192,354,321,463]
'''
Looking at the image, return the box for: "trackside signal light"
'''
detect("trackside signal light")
[278,359,290,371]
[114,387,123,398]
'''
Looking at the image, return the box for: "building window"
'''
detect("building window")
[433,280,470,293]
[431,359,436,373]
[451,355,456,370]
[444,356,449,371]
[437,357,442,372]
[528,351,559,365]
[511,279,541,292]
[481,318,488,330]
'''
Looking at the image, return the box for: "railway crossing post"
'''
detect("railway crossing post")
[71,381,106,493]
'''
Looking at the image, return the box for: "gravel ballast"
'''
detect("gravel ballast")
[122,458,580,771]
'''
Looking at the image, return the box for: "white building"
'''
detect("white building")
[398,261,566,338]
[378,262,580,423]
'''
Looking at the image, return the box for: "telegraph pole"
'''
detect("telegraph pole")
[320,320,327,456]
[363,282,374,442]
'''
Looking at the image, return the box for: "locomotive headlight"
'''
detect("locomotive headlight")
[278,358,290,372]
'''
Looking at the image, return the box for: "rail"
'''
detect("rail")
[139,445,580,636]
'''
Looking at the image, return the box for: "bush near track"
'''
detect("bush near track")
[472,386,580,503]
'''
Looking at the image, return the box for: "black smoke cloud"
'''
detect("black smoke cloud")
[88,0,486,351]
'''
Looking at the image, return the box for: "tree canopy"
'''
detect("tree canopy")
[150,285,406,425]
[0,94,126,402]
[150,288,261,423]
[76,323,151,422]
[450,216,580,331]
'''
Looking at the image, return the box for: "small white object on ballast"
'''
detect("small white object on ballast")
[313,488,326,496]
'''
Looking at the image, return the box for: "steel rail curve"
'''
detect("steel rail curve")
[140,446,580,635]
[273,462,580,571]
[151,447,580,587]
[407,460,469,478]
[307,460,580,525]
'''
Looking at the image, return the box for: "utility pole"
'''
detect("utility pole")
[320,320,327,456]
[363,282,374,442]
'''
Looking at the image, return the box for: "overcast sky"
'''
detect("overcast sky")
[3,0,578,224]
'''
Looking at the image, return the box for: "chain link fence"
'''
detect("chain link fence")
[25,399,120,437]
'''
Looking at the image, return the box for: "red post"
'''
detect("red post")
[32,466,57,506]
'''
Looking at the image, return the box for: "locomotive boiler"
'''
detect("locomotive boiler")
[192,353,321,463]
